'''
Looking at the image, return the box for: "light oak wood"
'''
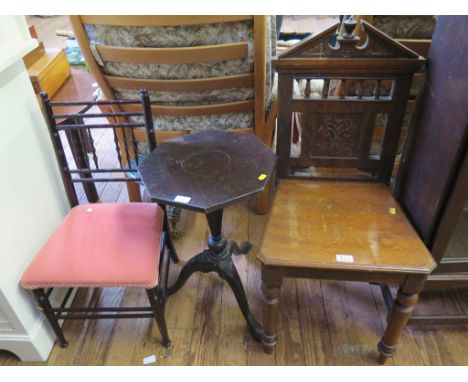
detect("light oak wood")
[273,59,424,73]
[105,73,254,92]
[27,48,71,97]
[253,16,267,145]
[398,39,431,58]
[259,180,436,274]
[121,100,255,117]
[22,41,45,68]
[95,42,248,65]
[133,128,253,143]
[69,17,122,108]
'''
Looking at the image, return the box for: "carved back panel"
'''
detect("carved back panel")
[273,19,425,183]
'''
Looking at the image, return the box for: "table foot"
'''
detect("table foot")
[167,240,263,341]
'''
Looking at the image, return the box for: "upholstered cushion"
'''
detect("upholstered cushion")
[21,203,164,290]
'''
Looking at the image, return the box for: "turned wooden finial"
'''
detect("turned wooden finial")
[342,16,357,39]
[337,15,360,44]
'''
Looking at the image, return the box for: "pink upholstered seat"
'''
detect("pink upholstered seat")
[21,203,164,290]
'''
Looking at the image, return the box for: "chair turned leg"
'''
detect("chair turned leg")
[32,289,68,348]
[261,282,281,354]
[146,288,171,348]
[256,187,270,215]
[377,289,419,365]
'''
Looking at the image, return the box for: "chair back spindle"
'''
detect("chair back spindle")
[40,89,156,207]
[274,19,425,183]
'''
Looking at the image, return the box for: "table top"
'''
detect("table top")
[138,130,277,213]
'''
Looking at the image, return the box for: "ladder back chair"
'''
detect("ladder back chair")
[69,15,278,215]
[259,20,436,364]
[21,90,178,349]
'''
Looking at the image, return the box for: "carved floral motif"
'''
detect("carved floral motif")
[311,116,359,158]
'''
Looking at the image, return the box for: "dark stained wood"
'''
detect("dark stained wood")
[279,21,421,60]
[95,42,249,65]
[275,80,418,182]
[138,130,277,214]
[139,130,276,344]
[40,70,102,203]
[430,149,468,266]
[41,91,156,199]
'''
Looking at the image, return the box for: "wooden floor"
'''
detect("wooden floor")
[1,175,468,365]
[2,15,468,367]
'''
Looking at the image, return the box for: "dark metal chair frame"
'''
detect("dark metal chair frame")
[30,90,178,349]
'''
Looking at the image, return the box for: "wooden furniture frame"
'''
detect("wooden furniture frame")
[260,20,436,364]
[48,69,100,203]
[25,90,179,349]
[392,16,468,324]
[69,16,277,213]
[138,130,277,342]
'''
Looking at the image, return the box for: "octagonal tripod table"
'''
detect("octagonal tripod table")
[138,130,277,341]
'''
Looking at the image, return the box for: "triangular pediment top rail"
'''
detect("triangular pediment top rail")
[279,20,422,60]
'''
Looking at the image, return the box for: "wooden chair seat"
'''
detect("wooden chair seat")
[259,179,434,274]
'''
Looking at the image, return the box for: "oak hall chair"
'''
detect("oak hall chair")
[21,90,177,349]
[258,20,436,364]
[69,16,278,217]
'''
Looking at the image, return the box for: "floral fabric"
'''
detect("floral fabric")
[84,18,276,133]
[370,16,436,39]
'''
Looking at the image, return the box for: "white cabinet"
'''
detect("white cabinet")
[0,16,71,361]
